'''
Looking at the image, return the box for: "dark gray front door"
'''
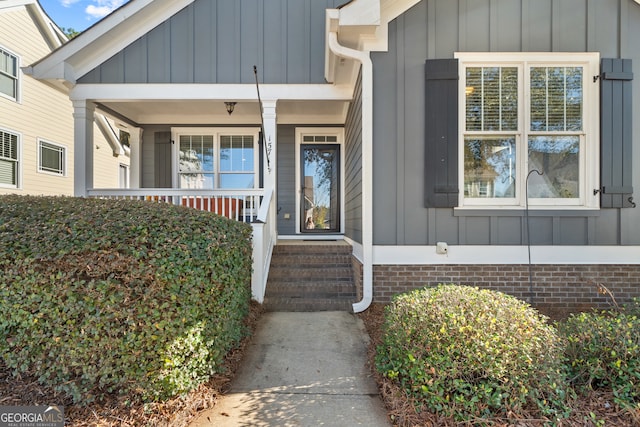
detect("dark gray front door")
[300,144,340,233]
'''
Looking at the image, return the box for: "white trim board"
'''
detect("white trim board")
[373,245,640,265]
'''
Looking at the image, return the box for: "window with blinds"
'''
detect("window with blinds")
[176,130,257,190]
[0,48,18,100]
[0,130,18,187]
[456,52,598,208]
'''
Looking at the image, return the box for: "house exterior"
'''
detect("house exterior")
[27,0,640,314]
[0,0,129,196]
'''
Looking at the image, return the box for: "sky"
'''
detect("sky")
[39,0,131,33]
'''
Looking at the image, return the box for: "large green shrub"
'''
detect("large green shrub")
[559,304,640,408]
[375,284,570,421]
[0,195,253,403]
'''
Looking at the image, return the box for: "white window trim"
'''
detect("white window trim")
[0,126,21,189]
[455,52,600,210]
[170,127,260,189]
[294,127,345,235]
[0,45,21,103]
[119,163,130,189]
[37,139,67,176]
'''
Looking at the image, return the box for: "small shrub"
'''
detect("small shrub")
[375,284,570,421]
[559,305,640,408]
[0,195,253,403]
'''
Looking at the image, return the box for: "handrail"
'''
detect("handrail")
[255,187,273,223]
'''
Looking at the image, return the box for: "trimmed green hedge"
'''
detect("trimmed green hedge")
[0,195,253,403]
[376,284,570,421]
[559,303,640,408]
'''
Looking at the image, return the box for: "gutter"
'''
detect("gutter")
[327,31,373,313]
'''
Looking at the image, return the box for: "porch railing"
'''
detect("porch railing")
[87,187,275,303]
[87,188,264,223]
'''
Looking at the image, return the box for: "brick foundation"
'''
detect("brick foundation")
[368,264,640,318]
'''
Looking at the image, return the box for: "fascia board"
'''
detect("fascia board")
[70,83,354,102]
[338,0,380,26]
[0,0,34,10]
[30,0,194,82]
[26,3,67,50]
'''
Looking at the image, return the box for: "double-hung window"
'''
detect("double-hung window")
[38,140,66,176]
[0,129,19,187]
[173,128,259,189]
[0,47,18,101]
[456,52,599,208]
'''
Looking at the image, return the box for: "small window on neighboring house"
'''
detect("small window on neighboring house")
[0,129,19,187]
[0,47,18,101]
[38,140,66,176]
[456,52,599,208]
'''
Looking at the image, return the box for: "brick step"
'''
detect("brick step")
[272,245,352,256]
[263,296,355,312]
[269,255,352,267]
[267,266,354,281]
[266,282,357,297]
[264,242,356,312]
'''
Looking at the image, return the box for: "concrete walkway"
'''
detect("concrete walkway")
[189,311,391,427]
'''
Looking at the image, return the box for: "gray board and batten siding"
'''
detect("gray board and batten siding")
[371,0,640,247]
[78,0,344,84]
[344,70,364,244]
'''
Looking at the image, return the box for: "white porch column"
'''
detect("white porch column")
[72,100,95,197]
[129,127,143,188]
[262,100,278,237]
[262,100,277,187]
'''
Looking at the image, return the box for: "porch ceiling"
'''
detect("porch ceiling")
[99,99,349,126]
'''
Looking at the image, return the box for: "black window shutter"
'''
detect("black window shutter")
[600,58,635,208]
[425,58,459,208]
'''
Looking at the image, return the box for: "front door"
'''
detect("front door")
[300,144,341,233]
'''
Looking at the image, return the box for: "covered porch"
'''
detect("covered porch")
[74,87,350,303]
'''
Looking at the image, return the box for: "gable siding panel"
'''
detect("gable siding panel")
[216,0,239,83]
[146,24,170,83]
[240,0,261,84]
[78,0,341,84]
[263,1,285,83]
[194,0,215,83]
[124,37,148,83]
[170,8,195,83]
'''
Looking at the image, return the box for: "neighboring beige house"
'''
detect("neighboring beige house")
[0,0,128,196]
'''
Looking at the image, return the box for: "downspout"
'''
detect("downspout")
[327,32,373,313]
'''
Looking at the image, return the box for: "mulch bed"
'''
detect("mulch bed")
[2,301,639,426]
